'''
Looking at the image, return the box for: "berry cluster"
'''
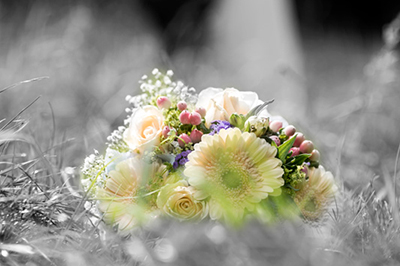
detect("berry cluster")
[268,121,320,167]
[157,96,206,152]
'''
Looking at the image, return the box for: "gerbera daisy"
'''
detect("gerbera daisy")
[183,128,284,221]
[294,166,337,221]
[97,157,168,232]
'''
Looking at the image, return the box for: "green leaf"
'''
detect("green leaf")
[246,99,274,119]
[269,137,278,149]
[278,134,296,162]
[198,122,210,134]
[286,153,311,166]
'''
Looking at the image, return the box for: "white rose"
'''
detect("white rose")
[196,87,268,127]
[123,105,164,153]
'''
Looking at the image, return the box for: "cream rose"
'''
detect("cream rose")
[157,181,208,222]
[123,105,164,153]
[196,87,268,127]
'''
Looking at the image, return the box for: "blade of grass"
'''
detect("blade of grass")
[0,96,41,131]
[20,237,57,266]
[18,166,50,200]
[393,140,400,198]
[47,102,56,152]
[382,165,400,223]
[26,126,56,187]
[0,76,49,94]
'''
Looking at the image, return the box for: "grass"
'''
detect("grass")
[1,3,400,266]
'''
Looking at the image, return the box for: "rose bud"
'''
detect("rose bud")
[195,107,206,118]
[178,133,191,147]
[309,149,320,162]
[293,133,305,147]
[162,126,170,139]
[156,96,171,109]
[269,135,281,146]
[284,125,296,137]
[179,110,191,124]
[190,129,203,143]
[290,147,300,157]
[189,112,202,125]
[300,140,314,154]
[269,120,283,133]
[177,101,187,111]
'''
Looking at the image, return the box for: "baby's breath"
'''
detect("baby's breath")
[106,126,129,153]
[126,69,197,108]
[81,150,107,195]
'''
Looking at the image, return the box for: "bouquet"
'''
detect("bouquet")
[81,69,337,232]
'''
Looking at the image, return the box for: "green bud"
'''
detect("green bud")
[229,113,247,129]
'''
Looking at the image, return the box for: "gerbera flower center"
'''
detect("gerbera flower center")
[303,195,317,212]
[207,151,260,198]
[221,169,243,189]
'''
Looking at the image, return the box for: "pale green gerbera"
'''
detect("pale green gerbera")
[97,157,172,232]
[294,166,337,221]
[183,128,284,222]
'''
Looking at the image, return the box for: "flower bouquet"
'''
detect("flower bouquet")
[82,69,337,232]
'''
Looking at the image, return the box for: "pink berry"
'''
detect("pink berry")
[162,126,170,139]
[269,120,283,133]
[178,133,191,147]
[195,107,206,118]
[189,112,202,125]
[290,147,300,157]
[309,149,320,162]
[190,129,203,143]
[269,135,281,146]
[177,101,187,111]
[300,140,314,154]
[284,125,296,137]
[156,96,171,109]
[179,110,191,124]
[293,133,305,147]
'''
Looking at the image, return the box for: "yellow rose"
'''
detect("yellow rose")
[123,106,164,153]
[196,87,269,127]
[157,181,208,222]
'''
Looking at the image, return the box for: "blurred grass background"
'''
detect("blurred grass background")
[1,0,400,265]
[0,0,398,168]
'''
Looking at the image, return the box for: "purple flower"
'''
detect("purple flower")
[173,150,193,169]
[179,158,189,165]
[209,120,233,136]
